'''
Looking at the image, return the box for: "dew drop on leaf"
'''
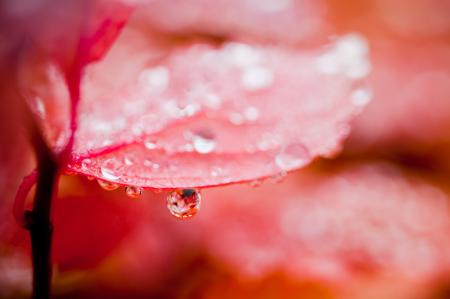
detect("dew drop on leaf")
[244,106,260,121]
[144,138,157,150]
[81,158,92,171]
[139,66,170,93]
[97,179,119,191]
[123,156,134,166]
[100,159,122,181]
[167,189,201,219]
[125,186,143,198]
[248,179,263,188]
[350,87,373,107]
[192,130,216,154]
[241,65,274,91]
[269,171,287,184]
[144,159,160,170]
[275,143,311,170]
[228,112,245,125]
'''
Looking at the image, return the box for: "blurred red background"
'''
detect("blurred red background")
[1,0,450,298]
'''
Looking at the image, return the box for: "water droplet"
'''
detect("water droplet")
[192,130,216,154]
[229,112,245,125]
[181,103,200,117]
[97,179,119,191]
[225,42,263,67]
[101,139,113,147]
[210,166,224,178]
[167,189,201,219]
[248,179,263,188]
[122,177,132,184]
[124,156,133,166]
[126,186,142,198]
[275,143,311,170]
[204,93,222,109]
[139,66,170,93]
[241,66,274,91]
[244,106,260,121]
[100,159,122,181]
[351,87,373,107]
[257,134,280,151]
[65,169,76,176]
[269,171,287,184]
[336,34,369,60]
[81,158,92,171]
[144,159,160,170]
[144,138,157,150]
[315,52,340,75]
[315,33,371,79]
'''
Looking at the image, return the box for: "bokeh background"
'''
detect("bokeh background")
[1,0,450,298]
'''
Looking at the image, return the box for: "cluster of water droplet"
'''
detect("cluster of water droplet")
[96,178,143,198]
[315,33,373,109]
[94,174,201,219]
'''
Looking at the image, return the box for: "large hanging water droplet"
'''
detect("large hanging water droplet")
[275,143,311,170]
[167,189,201,219]
[97,179,119,191]
[126,186,142,198]
[192,131,216,154]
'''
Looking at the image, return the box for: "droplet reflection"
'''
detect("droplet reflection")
[97,179,119,191]
[167,189,201,219]
[126,186,143,198]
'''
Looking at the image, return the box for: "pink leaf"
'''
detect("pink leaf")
[348,37,450,152]
[128,0,331,44]
[72,28,371,188]
[19,5,371,189]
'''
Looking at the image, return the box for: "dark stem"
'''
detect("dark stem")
[26,155,58,299]
[24,112,59,299]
